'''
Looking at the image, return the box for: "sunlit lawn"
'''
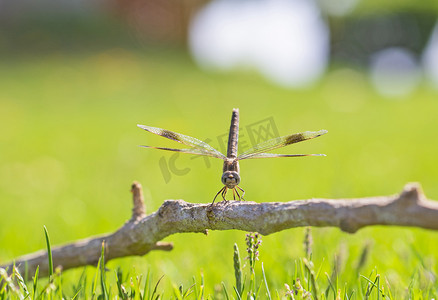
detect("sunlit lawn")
[1,48,438,297]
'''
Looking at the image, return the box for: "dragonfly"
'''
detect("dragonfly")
[138,108,327,203]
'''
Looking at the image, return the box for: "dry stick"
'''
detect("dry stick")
[2,182,438,278]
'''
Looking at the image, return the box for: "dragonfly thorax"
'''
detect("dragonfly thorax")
[221,171,240,188]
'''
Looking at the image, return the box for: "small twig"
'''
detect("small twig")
[131,181,146,220]
[1,182,437,278]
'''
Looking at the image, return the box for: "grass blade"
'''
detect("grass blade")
[32,266,39,300]
[324,272,335,299]
[221,282,230,300]
[192,276,198,299]
[262,263,271,300]
[150,274,164,300]
[43,226,53,279]
[254,280,263,299]
[233,243,243,296]
[71,288,81,300]
[14,266,29,297]
[172,284,183,300]
[143,269,151,300]
[116,268,128,300]
[200,271,205,300]
[233,286,242,300]
[91,255,100,299]
[99,241,108,300]
[303,258,319,300]
[183,284,195,298]
[384,277,394,300]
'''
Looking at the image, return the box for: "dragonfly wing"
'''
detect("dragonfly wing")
[238,153,326,159]
[237,129,327,160]
[139,145,227,158]
[138,124,226,159]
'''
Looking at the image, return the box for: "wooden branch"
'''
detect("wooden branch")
[2,182,438,279]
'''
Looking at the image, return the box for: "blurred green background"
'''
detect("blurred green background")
[1,0,438,296]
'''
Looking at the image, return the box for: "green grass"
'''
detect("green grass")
[1,228,436,299]
[1,48,438,298]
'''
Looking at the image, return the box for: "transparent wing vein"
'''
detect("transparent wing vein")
[138,124,226,160]
[237,130,327,160]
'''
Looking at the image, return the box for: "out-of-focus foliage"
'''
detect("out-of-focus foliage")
[0,2,438,296]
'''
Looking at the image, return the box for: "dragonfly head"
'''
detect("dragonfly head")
[221,171,240,189]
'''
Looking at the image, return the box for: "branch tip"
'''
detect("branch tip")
[399,182,425,204]
[153,242,174,251]
[131,181,142,192]
[131,181,146,219]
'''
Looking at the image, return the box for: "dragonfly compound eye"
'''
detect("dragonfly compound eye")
[221,171,241,188]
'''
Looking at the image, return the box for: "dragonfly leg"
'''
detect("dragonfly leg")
[221,187,228,201]
[212,186,226,204]
[232,188,236,200]
[235,188,241,201]
[236,185,245,200]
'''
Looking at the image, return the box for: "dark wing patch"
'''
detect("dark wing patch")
[285,133,306,145]
[161,129,181,142]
